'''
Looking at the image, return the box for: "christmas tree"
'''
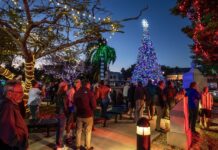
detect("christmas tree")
[131,19,163,85]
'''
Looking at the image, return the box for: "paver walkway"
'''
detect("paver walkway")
[29,103,218,150]
[29,113,163,150]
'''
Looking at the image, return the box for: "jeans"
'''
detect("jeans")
[56,115,66,147]
[189,108,198,132]
[123,96,129,110]
[76,117,93,149]
[100,99,109,118]
[29,105,38,120]
[66,112,75,136]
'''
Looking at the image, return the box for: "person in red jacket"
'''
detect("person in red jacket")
[98,80,110,118]
[74,80,96,150]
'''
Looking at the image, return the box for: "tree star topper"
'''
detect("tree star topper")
[142,19,149,31]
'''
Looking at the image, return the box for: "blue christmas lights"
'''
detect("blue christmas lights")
[131,22,164,85]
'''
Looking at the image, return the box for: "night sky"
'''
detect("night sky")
[102,0,193,72]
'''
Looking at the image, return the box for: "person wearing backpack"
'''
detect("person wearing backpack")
[145,80,157,120]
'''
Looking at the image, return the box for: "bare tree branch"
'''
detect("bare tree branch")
[22,24,34,45]
[23,0,32,23]
[36,36,99,58]
[120,6,148,22]
[92,0,100,16]
[0,27,23,51]
[33,11,64,26]
[0,20,20,39]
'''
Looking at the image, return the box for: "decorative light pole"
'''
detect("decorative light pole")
[136,117,151,150]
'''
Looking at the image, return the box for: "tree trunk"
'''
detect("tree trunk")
[0,51,35,102]
[105,64,110,85]
[0,66,15,79]
[23,54,35,100]
[20,54,35,102]
[100,56,105,81]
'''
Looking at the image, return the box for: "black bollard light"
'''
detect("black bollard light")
[136,117,150,150]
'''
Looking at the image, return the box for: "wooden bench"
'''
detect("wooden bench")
[26,118,58,137]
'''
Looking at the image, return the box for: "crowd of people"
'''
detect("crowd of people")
[0,78,214,150]
[0,78,112,150]
[122,80,214,133]
[45,79,98,150]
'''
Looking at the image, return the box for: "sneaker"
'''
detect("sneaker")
[164,116,170,120]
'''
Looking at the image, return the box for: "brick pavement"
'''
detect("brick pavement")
[28,103,218,150]
[29,113,163,150]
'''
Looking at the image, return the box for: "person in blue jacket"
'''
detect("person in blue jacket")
[186,82,201,134]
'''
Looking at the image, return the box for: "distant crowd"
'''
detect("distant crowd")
[122,80,213,134]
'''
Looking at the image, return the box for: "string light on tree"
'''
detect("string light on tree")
[1,0,131,105]
[33,0,117,38]
[5,0,122,80]
[177,0,213,60]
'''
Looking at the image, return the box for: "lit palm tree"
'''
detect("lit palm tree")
[89,38,116,81]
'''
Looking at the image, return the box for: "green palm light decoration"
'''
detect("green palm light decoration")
[90,38,116,81]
